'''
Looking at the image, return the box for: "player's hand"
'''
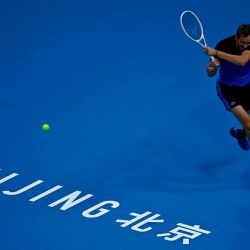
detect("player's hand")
[204,46,217,56]
[209,58,220,68]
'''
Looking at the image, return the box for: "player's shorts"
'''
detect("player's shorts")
[216,81,250,112]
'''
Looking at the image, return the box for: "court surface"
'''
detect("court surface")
[0,1,250,250]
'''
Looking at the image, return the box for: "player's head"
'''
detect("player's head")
[235,24,250,51]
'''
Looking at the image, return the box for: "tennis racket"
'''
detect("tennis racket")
[180,10,214,61]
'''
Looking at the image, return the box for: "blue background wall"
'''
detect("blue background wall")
[0,1,250,249]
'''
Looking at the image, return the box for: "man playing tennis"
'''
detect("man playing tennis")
[204,24,250,151]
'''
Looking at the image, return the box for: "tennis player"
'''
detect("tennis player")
[204,24,250,151]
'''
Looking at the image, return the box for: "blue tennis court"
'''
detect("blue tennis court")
[1,1,250,249]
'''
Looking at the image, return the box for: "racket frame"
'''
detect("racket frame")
[180,10,215,61]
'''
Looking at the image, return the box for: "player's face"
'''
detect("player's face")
[236,34,250,51]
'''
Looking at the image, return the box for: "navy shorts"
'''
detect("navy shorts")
[216,82,250,112]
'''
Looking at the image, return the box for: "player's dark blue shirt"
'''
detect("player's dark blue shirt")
[215,36,250,87]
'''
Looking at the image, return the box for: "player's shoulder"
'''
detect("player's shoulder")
[216,36,234,46]
[215,36,235,50]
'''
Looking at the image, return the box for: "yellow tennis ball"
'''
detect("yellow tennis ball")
[42,124,50,131]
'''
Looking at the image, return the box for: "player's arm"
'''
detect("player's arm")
[204,47,250,66]
[206,58,220,77]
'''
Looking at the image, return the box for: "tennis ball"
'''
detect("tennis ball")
[42,124,50,131]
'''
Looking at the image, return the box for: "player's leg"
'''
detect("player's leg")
[216,82,250,150]
[231,105,250,142]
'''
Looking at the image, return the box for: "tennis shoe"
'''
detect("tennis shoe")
[230,127,250,151]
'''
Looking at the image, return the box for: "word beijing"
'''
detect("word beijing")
[0,169,211,245]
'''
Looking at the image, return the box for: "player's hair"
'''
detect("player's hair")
[236,24,250,37]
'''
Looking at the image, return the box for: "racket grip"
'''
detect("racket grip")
[210,56,215,62]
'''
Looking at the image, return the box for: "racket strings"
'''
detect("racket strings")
[180,10,214,61]
[180,12,204,43]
